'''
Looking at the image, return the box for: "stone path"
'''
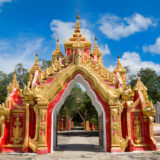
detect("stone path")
[57,134,101,160]
[1,131,160,160]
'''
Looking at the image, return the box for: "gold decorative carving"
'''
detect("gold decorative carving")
[11,117,23,144]
[110,106,120,147]
[148,116,157,146]
[36,107,47,147]
[0,103,10,121]
[0,116,5,138]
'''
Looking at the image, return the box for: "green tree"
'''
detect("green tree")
[39,59,52,70]
[15,63,29,89]
[58,84,98,124]
[0,71,10,103]
[128,68,160,103]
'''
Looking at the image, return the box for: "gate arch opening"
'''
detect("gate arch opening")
[51,74,107,152]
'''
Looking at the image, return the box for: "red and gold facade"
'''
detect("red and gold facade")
[0,14,158,154]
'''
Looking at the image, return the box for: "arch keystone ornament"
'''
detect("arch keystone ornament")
[0,14,158,154]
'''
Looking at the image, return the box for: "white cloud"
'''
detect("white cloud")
[143,37,160,54]
[0,0,12,9]
[0,0,13,12]
[99,44,110,55]
[108,51,160,75]
[99,13,155,40]
[0,0,12,6]
[50,19,94,44]
[0,37,44,73]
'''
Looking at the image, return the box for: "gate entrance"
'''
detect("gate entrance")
[51,74,106,152]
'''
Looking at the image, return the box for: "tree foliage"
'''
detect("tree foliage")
[128,68,160,103]
[58,84,98,124]
[39,59,52,71]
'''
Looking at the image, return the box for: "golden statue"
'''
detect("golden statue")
[134,116,143,144]
[11,117,23,144]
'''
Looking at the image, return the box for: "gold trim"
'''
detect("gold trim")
[134,144,149,147]
[23,103,29,151]
[11,110,25,113]
[13,102,25,109]
[4,144,23,148]
[132,109,141,112]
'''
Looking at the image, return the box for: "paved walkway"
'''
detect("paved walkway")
[57,134,102,160]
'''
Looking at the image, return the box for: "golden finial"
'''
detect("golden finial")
[137,73,141,81]
[134,74,147,91]
[56,38,60,50]
[75,13,80,33]
[118,50,120,59]
[29,53,42,74]
[35,53,38,64]
[7,68,19,95]
[52,38,64,57]
[90,36,102,56]
[76,12,80,19]
[113,52,126,73]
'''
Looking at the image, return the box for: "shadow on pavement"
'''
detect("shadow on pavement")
[55,144,103,152]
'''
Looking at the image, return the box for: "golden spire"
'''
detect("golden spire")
[52,38,64,57]
[91,37,102,56]
[7,69,19,95]
[35,53,38,65]
[113,54,126,73]
[30,53,42,74]
[74,13,80,33]
[64,14,92,52]
[134,75,147,91]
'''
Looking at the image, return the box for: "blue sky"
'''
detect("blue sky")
[0,0,160,75]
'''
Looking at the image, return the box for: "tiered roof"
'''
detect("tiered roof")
[113,55,126,73]
[91,37,102,56]
[134,76,147,91]
[29,54,42,74]
[52,39,64,57]
[7,69,19,94]
[64,14,92,49]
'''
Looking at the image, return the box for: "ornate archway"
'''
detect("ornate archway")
[0,14,157,154]
[50,74,107,152]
